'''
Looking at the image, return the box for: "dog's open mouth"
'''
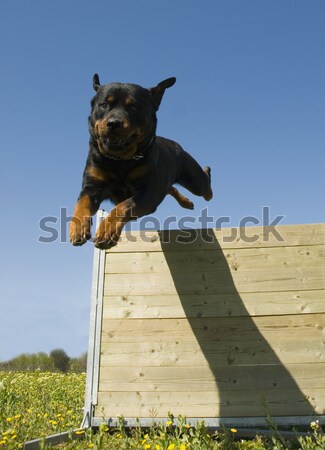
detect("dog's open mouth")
[108,133,135,149]
[99,132,136,154]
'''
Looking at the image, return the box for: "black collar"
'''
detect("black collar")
[104,135,155,161]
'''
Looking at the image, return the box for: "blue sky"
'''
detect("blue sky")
[0,0,324,361]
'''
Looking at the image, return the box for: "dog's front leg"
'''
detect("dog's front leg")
[94,195,157,250]
[70,193,99,246]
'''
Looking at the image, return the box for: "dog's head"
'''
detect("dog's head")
[89,74,176,160]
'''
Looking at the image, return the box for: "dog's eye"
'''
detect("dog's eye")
[99,102,109,109]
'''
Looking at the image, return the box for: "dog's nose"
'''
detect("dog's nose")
[107,118,123,130]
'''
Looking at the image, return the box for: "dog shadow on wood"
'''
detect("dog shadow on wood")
[159,228,315,422]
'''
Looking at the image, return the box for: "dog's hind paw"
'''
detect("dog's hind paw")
[203,166,213,201]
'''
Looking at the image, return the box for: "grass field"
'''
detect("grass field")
[0,371,84,448]
[0,371,324,450]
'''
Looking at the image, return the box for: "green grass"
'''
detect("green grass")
[0,371,324,450]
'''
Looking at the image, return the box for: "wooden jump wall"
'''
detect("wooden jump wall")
[85,222,325,427]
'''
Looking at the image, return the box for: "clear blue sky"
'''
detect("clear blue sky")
[0,0,324,361]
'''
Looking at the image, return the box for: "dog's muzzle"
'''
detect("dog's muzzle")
[95,117,134,150]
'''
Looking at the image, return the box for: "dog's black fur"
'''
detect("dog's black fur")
[70,74,213,249]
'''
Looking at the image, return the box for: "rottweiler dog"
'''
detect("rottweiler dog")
[70,74,213,249]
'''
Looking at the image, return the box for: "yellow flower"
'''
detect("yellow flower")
[143,445,151,450]
[184,424,191,429]
[166,420,173,427]
[144,433,149,439]
[100,424,109,432]
[179,445,187,450]
[0,441,7,446]
[230,428,237,433]
[167,444,176,450]
[311,420,319,430]
[88,444,94,448]
[11,435,17,440]
[6,417,13,422]
[75,430,85,435]
[156,445,161,450]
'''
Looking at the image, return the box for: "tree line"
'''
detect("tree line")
[0,349,87,373]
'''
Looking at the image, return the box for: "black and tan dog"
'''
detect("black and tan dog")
[70,74,213,249]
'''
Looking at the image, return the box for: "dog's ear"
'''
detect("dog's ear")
[93,73,101,92]
[149,77,176,110]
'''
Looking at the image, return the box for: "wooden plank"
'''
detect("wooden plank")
[95,388,324,417]
[103,267,325,296]
[102,290,325,319]
[101,314,325,345]
[105,245,325,274]
[99,338,325,367]
[98,363,325,391]
[107,223,325,252]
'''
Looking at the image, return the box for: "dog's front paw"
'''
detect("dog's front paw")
[93,217,123,250]
[70,216,92,246]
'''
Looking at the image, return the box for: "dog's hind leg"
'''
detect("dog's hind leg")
[178,150,213,201]
[168,186,194,210]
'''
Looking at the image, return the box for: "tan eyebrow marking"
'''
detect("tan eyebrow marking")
[106,95,115,103]
[125,96,135,106]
